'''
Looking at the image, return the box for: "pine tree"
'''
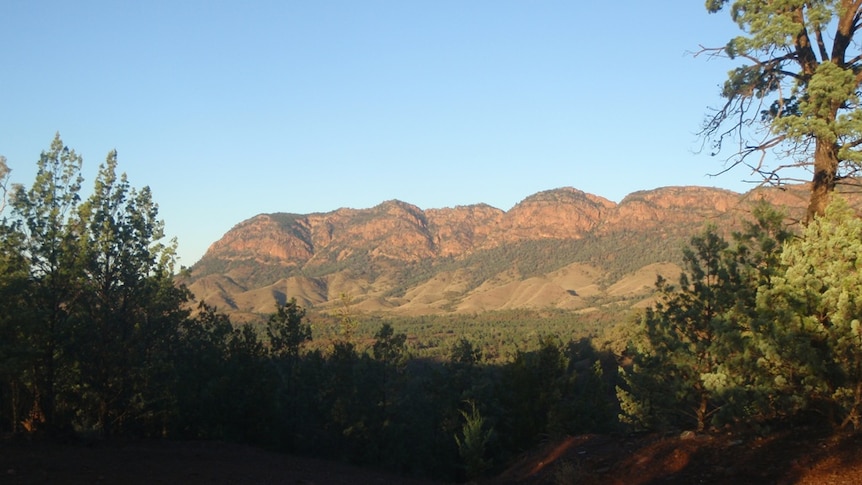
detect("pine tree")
[756,196,862,428]
[0,157,29,432]
[455,401,493,479]
[74,150,188,435]
[266,298,312,449]
[702,2,862,220]
[8,134,86,432]
[619,207,792,431]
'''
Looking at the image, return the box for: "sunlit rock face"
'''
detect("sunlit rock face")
[187,183,839,318]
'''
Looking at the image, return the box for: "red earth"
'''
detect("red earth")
[2,426,862,484]
[493,425,862,485]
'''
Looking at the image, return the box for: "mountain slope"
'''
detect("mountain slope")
[184,184,824,320]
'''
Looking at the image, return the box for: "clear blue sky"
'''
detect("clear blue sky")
[1,1,751,266]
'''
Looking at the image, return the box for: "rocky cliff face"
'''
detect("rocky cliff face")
[496,188,615,242]
[604,186,739,228]
[206,213,314,265]
[186,184,822,320]
[425,203,504,257]
[200,187,620,268]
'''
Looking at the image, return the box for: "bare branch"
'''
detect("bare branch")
[708,133,791,186]
[696,44,799,73]
[842,137,862,150]
[853,0,862,30]
[0,155,9,214]
[694,44,729,60]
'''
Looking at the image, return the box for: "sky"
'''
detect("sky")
[1,1,755,266]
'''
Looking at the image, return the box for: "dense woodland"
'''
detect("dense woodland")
[3,136,862,481]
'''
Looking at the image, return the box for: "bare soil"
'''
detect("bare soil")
[492,425,862,485]
[2,426,862,485]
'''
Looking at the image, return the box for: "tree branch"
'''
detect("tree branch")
[813,24,830,61]
[0,155,9,214]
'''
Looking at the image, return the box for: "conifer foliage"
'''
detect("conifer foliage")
[621,198,862,432]
[619,227,749,431]
[619,204,793,431]
[757,196,862,429]
[1,135,187,436]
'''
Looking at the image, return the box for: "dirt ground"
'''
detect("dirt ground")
[493,425,862,485]
[2,426,862,484]
[0,439,440,485]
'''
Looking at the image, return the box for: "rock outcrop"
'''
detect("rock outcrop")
[186,183,843,320]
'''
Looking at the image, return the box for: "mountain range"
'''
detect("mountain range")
[183,184,818,322]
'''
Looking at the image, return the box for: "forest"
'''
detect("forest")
[3,135,862,482]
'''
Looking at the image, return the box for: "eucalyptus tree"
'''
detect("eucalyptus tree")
[702,1,862,220]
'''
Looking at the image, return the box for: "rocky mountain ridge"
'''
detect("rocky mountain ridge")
[185,184,815,321]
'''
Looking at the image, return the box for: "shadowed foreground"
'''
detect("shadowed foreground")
[4,426,862,485]
[0,439,443,485]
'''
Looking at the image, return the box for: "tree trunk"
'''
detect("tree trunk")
[807,137,840,222]
[696,393,708,432]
